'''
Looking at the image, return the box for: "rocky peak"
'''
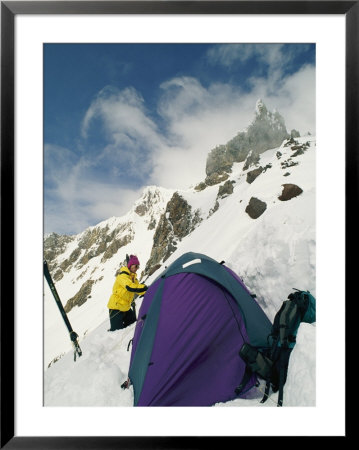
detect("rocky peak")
[134,185,173,231]
[144,192,202,275]
[205,100,289,179]
[255,98,267,116]
[134,186,163,216]
[44,232,75,273]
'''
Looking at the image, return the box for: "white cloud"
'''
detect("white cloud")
[249,64,316,134]
[45,163,143,235]
[44,141,144,235]
[274,64,316,135]
[82,86,163,153]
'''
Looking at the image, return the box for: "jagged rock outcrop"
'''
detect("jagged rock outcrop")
[44,233,75,275]
[206,100,289,179]
[243,150,261,171]
[284,137,310,157]
[218,180,234,198]
[290,129,300,138]
[101,234,133,263]
[57,247,82,280]
[208,180,235,217]
[247,163,273,184]
[134,186,170,230]
[144,192,202,275]
[64,279,96,313]
[278,184,303,201]
[77,225,131,266]
[44,222,134,281]
[246,167,263,184]
[205,144,234,179]
[245,197,267,219]
[194,171,229,191]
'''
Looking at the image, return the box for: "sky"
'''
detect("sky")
[44,43,316,235]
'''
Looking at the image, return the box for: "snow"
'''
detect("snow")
[41,134,344,435]
[45,316,316,408]
[45,321,135,407]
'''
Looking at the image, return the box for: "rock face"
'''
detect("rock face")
[64,279,95,313]
[245,197,267,219]
[50,223,134,282]
[218,180,234,198]
[246,167,263,184]
[134,187,167,230]
[243,150,261,171]
[206,100,289,179]
[278,184,303,201]
[205,145,233,179]
[144,192,202,275]
[194,172,229,191]
[44,233,75,275]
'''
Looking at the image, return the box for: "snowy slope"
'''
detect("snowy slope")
[44,135,316,407]
[44,186,174,365]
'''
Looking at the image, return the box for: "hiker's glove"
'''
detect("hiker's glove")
[121,380,130,390]
[69,331,79,342]
[139,285,148,298]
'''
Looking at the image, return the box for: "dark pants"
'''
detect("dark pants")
[109,307,136,331]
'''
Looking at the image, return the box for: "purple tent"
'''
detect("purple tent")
[128,252,272,406]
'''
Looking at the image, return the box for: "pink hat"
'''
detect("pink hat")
[127,255,140,269]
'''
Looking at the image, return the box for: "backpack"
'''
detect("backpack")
[236,289,316,406]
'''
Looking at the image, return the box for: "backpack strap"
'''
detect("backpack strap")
[279,300,297,346]
[259,299,300,405]
[236,343,273,396]
[277,368,285,407]
[235,365,253,396]
[259,338,280,404]
[260,380,271,404]
[276,347,293,406]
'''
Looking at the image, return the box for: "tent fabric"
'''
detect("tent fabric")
[128,252,272,406]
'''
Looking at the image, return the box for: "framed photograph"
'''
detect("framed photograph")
[1,1,354,446]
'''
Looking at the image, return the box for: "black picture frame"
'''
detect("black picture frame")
[1,1,355,447]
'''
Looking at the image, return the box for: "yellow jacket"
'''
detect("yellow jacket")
[107,266,147,312]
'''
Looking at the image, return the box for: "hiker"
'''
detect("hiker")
[107,255,148,331]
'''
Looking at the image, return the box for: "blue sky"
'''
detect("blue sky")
[44,43,315,235]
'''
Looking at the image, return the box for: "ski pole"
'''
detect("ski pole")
[44,259,82,361]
